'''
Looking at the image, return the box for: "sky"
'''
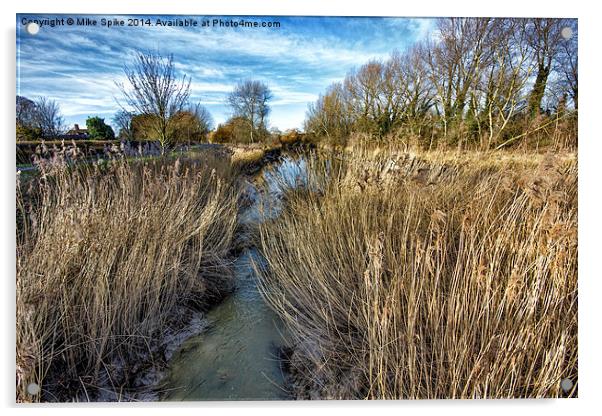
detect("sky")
[16,14,434,132]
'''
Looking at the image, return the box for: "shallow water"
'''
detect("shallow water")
[238,156,309,225]
[161,156,309,401]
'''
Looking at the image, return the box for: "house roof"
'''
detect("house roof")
[66,124,89,136]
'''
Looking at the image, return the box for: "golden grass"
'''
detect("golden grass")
[257,148,577,399]
[16,156,241,402]
[229,146,266,166]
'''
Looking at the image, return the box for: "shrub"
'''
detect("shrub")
[86,116,115,140]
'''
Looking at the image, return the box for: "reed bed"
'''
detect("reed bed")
[257,148,577,399]
[16,156,241,402]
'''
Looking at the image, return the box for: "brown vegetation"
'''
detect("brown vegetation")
[209,116,252,144]
[279,129,307,146]
[16,154,241,402]
[257,147,577,399]
[130,108,212,144]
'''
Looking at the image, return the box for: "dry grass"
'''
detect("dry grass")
[229,146,266,166]
[257,148,577,399]
[16,155,241,402]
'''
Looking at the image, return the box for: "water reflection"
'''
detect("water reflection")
[239,156,310,225]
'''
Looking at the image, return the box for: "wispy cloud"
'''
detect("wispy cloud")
[17,15,434,130]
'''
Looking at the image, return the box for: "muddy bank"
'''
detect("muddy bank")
[57,264,239,402]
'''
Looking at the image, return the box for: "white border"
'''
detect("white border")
[2,1,600,415]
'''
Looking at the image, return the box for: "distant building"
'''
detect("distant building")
[65,124,89,139]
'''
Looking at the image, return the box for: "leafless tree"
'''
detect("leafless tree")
[113,109,134,140]
[190,103,214,136]
[305,82,352,145]
[555,21,578,109]
[116,51,191,152]
[33,97,65,138]
[474,19,535,148]
[424,18,498,139]
[396,46,436,137]
[343,60,385,136]
[525,18,566,116]
[227,80,272,143]
[305,17,577,150]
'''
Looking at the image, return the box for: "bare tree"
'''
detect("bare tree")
[396,46,436,138]
[424,18,497,140]
[227,80,272,143]
[305,82,352,145]
[343,61,386,136]
[555,21,578,110]
[525,19,566,116]
[189,103,214,137]
[33,97,65,138]
[474,19,535,148]
[305,17,577,150]
[116,51,191,152]
[113,109,134,141]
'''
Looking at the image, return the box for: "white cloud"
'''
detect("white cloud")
[17,15,434,130]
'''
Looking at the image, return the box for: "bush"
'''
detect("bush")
[209,116,251,144]
[86,116,115,140]
[16,123,42,141]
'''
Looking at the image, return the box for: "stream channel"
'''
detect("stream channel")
[160,155,310,401]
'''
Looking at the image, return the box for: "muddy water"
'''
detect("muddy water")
[161,156,309,401]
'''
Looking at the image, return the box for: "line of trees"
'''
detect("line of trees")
[17,50,276,147]
[305,18,578,150]
[113,104,213,144]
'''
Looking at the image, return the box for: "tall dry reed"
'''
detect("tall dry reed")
[16,156,240,401]
[257,148,577,399]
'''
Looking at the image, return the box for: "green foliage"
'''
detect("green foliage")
[16,123,42,141]
[86,116,115,140]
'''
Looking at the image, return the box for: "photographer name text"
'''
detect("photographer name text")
[21,17,281,29]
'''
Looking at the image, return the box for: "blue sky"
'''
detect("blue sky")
[17,14,434,132]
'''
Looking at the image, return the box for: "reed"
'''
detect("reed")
[16,156,241,401]
[257,148,577,399]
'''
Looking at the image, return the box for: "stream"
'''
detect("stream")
[160,156,309,401]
